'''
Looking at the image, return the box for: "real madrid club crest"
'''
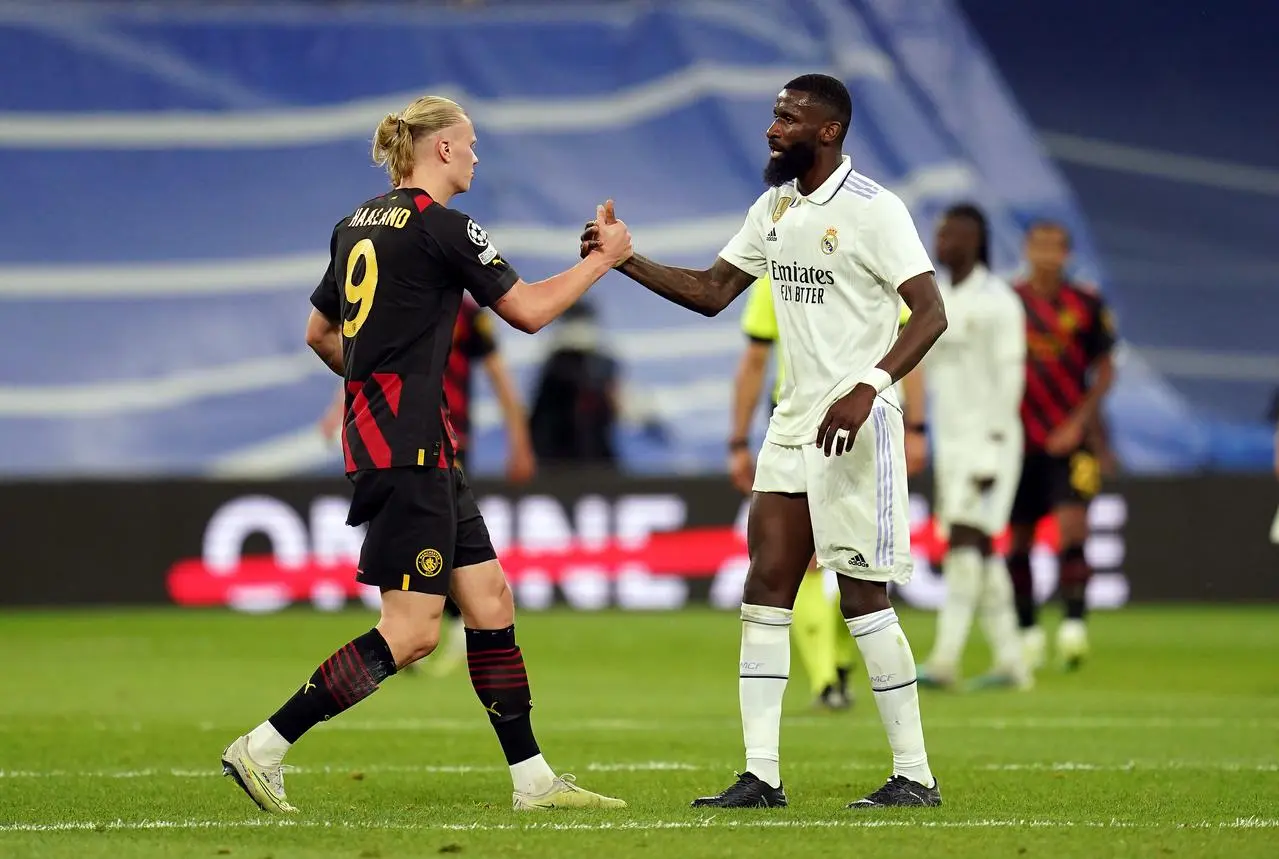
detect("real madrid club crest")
[771,196,794,224]
[820,226,839,255]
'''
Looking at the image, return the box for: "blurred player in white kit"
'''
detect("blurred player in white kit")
[917,204,1030,690]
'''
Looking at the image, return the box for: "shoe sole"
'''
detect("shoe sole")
[847,798,942,809]
[515,798,627,811]
[691,796,788,809]
[221,753,294,814]
[690,801,788,808]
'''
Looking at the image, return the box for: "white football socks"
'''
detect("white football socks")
[926,547,983,678]
[510,753,557,797]
[980,555,1029,682]
[739,603,792,789]
[848,607,934,788]
[246,721,291,767]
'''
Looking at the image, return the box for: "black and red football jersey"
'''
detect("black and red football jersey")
[1014,280,1117,450]
[310,189,517,473]
[443,296,498,453]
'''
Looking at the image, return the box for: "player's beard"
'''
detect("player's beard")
[764,140,817,187]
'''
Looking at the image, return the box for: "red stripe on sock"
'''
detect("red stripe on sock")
[320,655,349,709]
[347,643,377,689]
[338,644,366,704]
[470,672,528,683]
[467,650,521,663]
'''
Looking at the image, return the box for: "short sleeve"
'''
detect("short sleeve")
[309,221,343,321]
[718,194,771,278]
[1084,294,1118,361]
[461,307,499,360]
[739,277,778,342]
[860,191,935,290]
[429,208,520,307]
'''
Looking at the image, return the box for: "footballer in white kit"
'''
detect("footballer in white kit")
[582,74,948,810]
[914,204,1031,690]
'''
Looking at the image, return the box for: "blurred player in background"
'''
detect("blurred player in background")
[587,74,946,809]
[731,280,927,711]
[222,94,629,814]
[320,294,536,676]
[1010,221,1116,671]
[915,204,1029,690]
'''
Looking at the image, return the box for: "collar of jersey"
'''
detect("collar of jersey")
[790,155,854,206]
[947,262,989,291]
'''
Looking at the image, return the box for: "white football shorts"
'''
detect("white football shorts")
[753,405,913,585]
[933,440,1023,538]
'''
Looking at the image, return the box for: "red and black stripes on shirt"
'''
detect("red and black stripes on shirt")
[1014,281,1116,450]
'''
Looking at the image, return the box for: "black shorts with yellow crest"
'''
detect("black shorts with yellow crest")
[346,464,497,595]
[1010,449,1102,526]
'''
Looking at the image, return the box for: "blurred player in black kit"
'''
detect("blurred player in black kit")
[1009,221,1117,672]
[222,94,631,814]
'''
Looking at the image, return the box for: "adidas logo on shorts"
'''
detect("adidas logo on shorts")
[848,552,869,568]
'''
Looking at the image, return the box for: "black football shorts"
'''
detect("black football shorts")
[346,464,497,595]
[1010,449,1101,526]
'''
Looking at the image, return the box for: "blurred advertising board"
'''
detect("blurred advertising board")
[2,473,1276,607]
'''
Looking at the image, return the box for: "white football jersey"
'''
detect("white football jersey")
[924,264,1026,475]
[719,156,935,446]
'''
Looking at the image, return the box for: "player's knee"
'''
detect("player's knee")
[1058,544,1089,587]
[455,563,515,629]
[837,579,890,619]
[742,554,808,607]
[948,524,990,555]
[1007,550,1033,592]
[377,621,440,668]
[742,573,795,609]
[376,591,445,666]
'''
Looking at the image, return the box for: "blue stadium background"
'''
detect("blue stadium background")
[0,0,1274,478]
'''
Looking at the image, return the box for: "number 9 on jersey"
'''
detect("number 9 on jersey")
[343,239,379,338]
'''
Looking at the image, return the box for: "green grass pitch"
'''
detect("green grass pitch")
[1,605,1276,858]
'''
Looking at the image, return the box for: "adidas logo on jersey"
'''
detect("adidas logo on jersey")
[765,228,778,242]
[848,552,869,568]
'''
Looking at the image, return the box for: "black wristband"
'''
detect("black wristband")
[906,422,928,434]
[728,438,749,452]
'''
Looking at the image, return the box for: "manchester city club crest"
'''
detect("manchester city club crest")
[820,226,839,255]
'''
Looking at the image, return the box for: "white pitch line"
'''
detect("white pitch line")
[1,761,1274,780]
[1,817,1276,834]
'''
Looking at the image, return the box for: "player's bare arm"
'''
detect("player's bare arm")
[482,351,537,484]
[1076,351,1115,425]
[305,308,344,376]
[317,385,344,439]
[1046,351,1114,454]
[494,202,631,334]
[816,272,947,457]
[619,254,757,317]
[901,365,928,476]
[579,212,755,316]
[882,273,948,382]
[729,339,771,493]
